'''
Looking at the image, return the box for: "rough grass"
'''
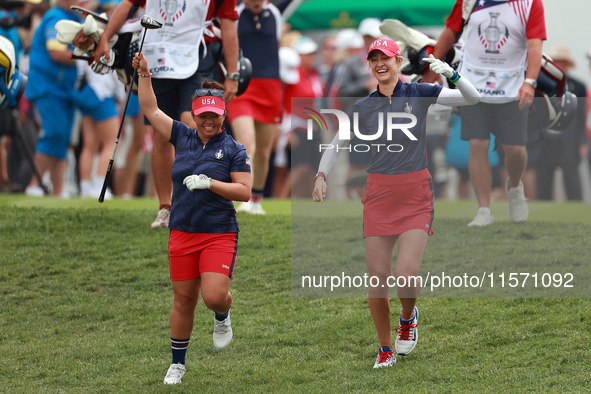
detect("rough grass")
[1,199,590,392]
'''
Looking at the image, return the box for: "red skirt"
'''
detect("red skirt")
[227,78,283,124]
[362,169,434,237]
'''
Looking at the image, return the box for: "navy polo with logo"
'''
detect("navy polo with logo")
[169,120,251,233]
[349,80,442,175]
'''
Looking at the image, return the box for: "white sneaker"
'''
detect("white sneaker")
[467,207,495,227]
[151,208,170,229]
[213,311,233,349]
[25,185,45,197]
[236,201,266,215]
[507,179,528,223]
[395,307,418,356]
[373,346,396,368]
[163,363,186,385]
[235,201,250,213]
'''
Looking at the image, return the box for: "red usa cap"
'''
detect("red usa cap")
[192,96,226,116]
[367,38,401,59]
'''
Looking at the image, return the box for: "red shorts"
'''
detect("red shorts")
[362,169,434,237]
[168,230,238,281]
[227,78,283,124]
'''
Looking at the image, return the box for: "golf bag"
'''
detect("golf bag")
[0,35,26,109]
[529,54,577,132]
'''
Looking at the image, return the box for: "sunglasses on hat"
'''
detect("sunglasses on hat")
[195,89,224,98]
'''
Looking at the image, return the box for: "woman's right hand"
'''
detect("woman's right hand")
[312,178,327,203]
[132,52,150,75]
[93,37,111,64]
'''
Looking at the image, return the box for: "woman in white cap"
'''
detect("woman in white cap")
[133,52,251,385]
[312,38,480,368]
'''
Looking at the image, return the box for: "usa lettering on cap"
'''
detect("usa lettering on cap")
[371,39,389,48]
[367,38,401,59]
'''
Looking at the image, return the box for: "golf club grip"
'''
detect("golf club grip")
[98,159,114,203]
[98,27,149,203]
[71,54,93,61]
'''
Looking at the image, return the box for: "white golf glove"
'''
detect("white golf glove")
[90,61,111,75]
[90,50,115,75]
[422,54,458,81]
[183,174,212,191]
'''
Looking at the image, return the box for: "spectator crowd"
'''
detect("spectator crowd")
[1,0,590,225]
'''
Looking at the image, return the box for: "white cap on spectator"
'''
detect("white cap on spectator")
[292,36,318,55]
[358,18,383,39]
[279,46,301,84]
[335,29,364,51]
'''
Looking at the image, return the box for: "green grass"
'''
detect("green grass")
[1,196,590,392]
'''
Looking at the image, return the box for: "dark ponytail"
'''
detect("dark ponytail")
[201,80,224,90]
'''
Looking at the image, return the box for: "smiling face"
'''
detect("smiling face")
[192,112,226,141]
[368,51,403,85]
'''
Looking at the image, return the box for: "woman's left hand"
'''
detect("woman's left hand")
[423,54,455,79]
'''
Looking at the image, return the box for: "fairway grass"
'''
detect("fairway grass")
[1,198,590,392]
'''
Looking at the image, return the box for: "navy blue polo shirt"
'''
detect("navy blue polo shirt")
[169,121,251,233]
[350,80,442,175]
[236,1,290,79]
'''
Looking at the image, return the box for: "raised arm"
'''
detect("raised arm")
[132,52,173,141]
[423,55,480,107]
[421,27,458,84]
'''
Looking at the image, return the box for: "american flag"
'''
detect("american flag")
[158,58,165,65]
[486,81,496,89]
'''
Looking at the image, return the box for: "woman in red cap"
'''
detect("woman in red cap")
[312,38,480,368]
[133,52,251,385]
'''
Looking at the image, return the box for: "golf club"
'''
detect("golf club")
[98,15,162,203]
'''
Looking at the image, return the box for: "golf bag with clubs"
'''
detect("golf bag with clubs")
[55,5,252,95]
